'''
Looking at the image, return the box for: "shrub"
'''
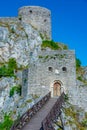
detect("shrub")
[8,58,17,70]
[9,85,21,97]
[0,58,17,78]
[41,40,61,50]
[0,113,13,130]
[38,55,43,58]
[64,94,69,102]
[77,76,83,81]
[81,119,87,127]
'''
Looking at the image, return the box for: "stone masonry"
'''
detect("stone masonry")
[28,49,77,99]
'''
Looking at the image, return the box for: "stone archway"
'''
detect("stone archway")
[53,81,61,96]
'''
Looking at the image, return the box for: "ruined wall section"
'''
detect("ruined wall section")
[18,6,51,40]
[0,17,18,23]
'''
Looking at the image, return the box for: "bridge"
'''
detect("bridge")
[11,92,65,130]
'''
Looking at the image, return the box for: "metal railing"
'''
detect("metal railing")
[41,92,65,130]
[10,92,51,130]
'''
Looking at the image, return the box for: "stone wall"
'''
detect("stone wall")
[0,17,18,23]
[28,49,76,98]
[18,6,51,40]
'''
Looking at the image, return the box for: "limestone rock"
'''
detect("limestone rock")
[0,21,42,66]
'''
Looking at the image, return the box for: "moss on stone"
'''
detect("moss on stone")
[9,85,21,97]
[41,40,61,50]
[26,99,32,103]
[0,58,17,78]
[41,40,68,50]
[32,94,40,99]
[39,53,67,63]
[38,55,43,58]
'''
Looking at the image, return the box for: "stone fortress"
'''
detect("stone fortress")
[19,6,76,98]
[0,6,87,122]
[0,6,77,100]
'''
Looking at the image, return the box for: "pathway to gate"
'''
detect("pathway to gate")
[11,92,65,130]
[22,98,57,130]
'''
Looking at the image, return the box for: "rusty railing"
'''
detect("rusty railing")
[11,92,51,130]
[41,92,65,130]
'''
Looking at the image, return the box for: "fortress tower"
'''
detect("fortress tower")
[18,6,51,39]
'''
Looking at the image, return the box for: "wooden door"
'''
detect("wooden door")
[53,82,61,96]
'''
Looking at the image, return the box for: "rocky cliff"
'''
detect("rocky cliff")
[0,18,42,123]
[0,18,42,66]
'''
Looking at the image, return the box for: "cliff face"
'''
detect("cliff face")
[0,19,42,122]
[0,19,42,66]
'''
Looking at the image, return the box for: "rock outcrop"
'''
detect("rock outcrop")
[0,19,42,66]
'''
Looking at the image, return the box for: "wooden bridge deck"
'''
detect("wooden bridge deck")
[21,98,57,130]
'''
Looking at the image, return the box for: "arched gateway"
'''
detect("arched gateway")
[53,81,62,96]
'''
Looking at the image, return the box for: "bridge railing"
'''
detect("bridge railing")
[41,92,65,130]
[10,92,51,130]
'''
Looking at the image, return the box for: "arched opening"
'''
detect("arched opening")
[53,81,61,96]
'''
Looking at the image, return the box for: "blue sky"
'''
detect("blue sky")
[0,0,87,66]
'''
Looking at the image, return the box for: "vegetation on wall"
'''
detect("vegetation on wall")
[0,113,13,130]
[63,45,68,50]
[41,40,68,50]
[9,85,21,97]
[64,93,69,102]
[31,94,40,100]
[81,118,87,127]
[41,40,60,50]
[39,54,67,62]
[0,58,17,78]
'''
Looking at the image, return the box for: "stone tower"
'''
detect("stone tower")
[18,6,51,39]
